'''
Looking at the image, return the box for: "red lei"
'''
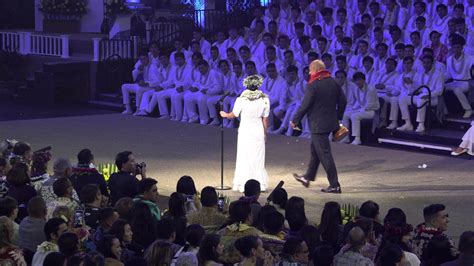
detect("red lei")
[308,69,332,84]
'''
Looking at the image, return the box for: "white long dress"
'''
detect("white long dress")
[232,95,270,192]
[459,121,474,154]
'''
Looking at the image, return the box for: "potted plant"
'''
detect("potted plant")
[39,0,88,33]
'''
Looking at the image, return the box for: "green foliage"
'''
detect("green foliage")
[341,203,359,225]
[97,162,118,182]
[39,0,88,19]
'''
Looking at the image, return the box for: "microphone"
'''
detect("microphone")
[219,91,231,102]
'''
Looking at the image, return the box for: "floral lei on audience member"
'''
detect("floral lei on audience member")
[37,241,58,253]
[415,223,443,235]
[227,222,251,232]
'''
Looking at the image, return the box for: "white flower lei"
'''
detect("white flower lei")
[240,75,268,101]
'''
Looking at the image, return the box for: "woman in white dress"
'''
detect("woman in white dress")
[451,121,474,156]
[220,75,270,192]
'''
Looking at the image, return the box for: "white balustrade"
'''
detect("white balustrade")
[94,37,136,61]
[1,31,69,58]
[0,32,21,52]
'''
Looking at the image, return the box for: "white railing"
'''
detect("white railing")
[0,31,69,58]
[0,31,21,52]
[30,34,68,57]
[93,36,139,62]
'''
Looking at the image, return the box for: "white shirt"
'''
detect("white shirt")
[398,69,416,96]
[192,69,221,95]
[446,53,474,80]
[171,64,192,90]
[413,67,445,97]
[261,75,286,106]
[225,36,247,52]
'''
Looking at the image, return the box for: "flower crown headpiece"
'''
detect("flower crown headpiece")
[242,74,264,89]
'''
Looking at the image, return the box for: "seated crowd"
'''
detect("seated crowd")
[121,0,474,145]
[0,141,472,266]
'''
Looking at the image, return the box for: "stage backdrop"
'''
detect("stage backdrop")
[35,0,104,33]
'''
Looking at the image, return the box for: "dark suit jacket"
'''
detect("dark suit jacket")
[292,77,347,134]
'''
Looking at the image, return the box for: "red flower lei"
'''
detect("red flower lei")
[308,69,332,84]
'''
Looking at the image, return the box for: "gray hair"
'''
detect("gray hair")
[53,158,72,174]
[348,226,366,251]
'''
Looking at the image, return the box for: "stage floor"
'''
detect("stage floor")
[1,114,473,240]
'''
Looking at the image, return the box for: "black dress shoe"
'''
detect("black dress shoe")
[293,173,310,188]
[321,186,342,193]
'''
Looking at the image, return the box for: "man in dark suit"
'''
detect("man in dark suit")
[291,60,347,193]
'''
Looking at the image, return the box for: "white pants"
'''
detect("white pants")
[150,89,175,117]
[343,110,375,137]
[170,91,188,121]
[121,84,152,107]
[445,81,471,110]
[184,91,206,123]
[223,96,237,127]
[206,95,222,121]
[138,90,156,111]
[379,94,400,122]
[399,95,438,123]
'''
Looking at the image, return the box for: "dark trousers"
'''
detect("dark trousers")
[304,132,340,188]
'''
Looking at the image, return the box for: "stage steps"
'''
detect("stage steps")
[377,116,472,159]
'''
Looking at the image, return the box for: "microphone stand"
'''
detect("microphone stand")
[215,97,231,191]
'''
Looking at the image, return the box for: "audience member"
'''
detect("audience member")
[114,197,134,223]
[162,192,188,245]
[0,197,19,245]
[300,225,322,261]
[145,240,174,265]
[421,235,457,265]
[340,218,378,261]
[235,235,274,265]
[187,186,226,228]
[19,196,47,255]
[32,217,68,266]
[6,162,37,222]
[313,245,335,266]
[130,201,157,249]
[110,218,143,261]
[151,217,182,256]
[134,178,161,221]
[108,151,146,205]
[344,200,384,240]
[43,252,67,266]
[97,234,124,266]
[40,158,80,203]
[278,236,310,265]
[176,175,202,214]
[441,231,474,266]
[93,207,119,245]
[218,200,263,264]
[57,232,80,258]
[0,216,27,265]
[80,184,104,229]
[378,244,405,266]
[333,227,374,266]
[240,180,263,228]
[174,224,205,265]
[254,205,277,232]
[198,234,224,266]
[47,177,79,219]
[70,149,109,197]
[9,141,32,165]
[319,201,344,252]
[412,204,457,260]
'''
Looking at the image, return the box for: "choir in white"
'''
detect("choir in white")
[121,0,474,147]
